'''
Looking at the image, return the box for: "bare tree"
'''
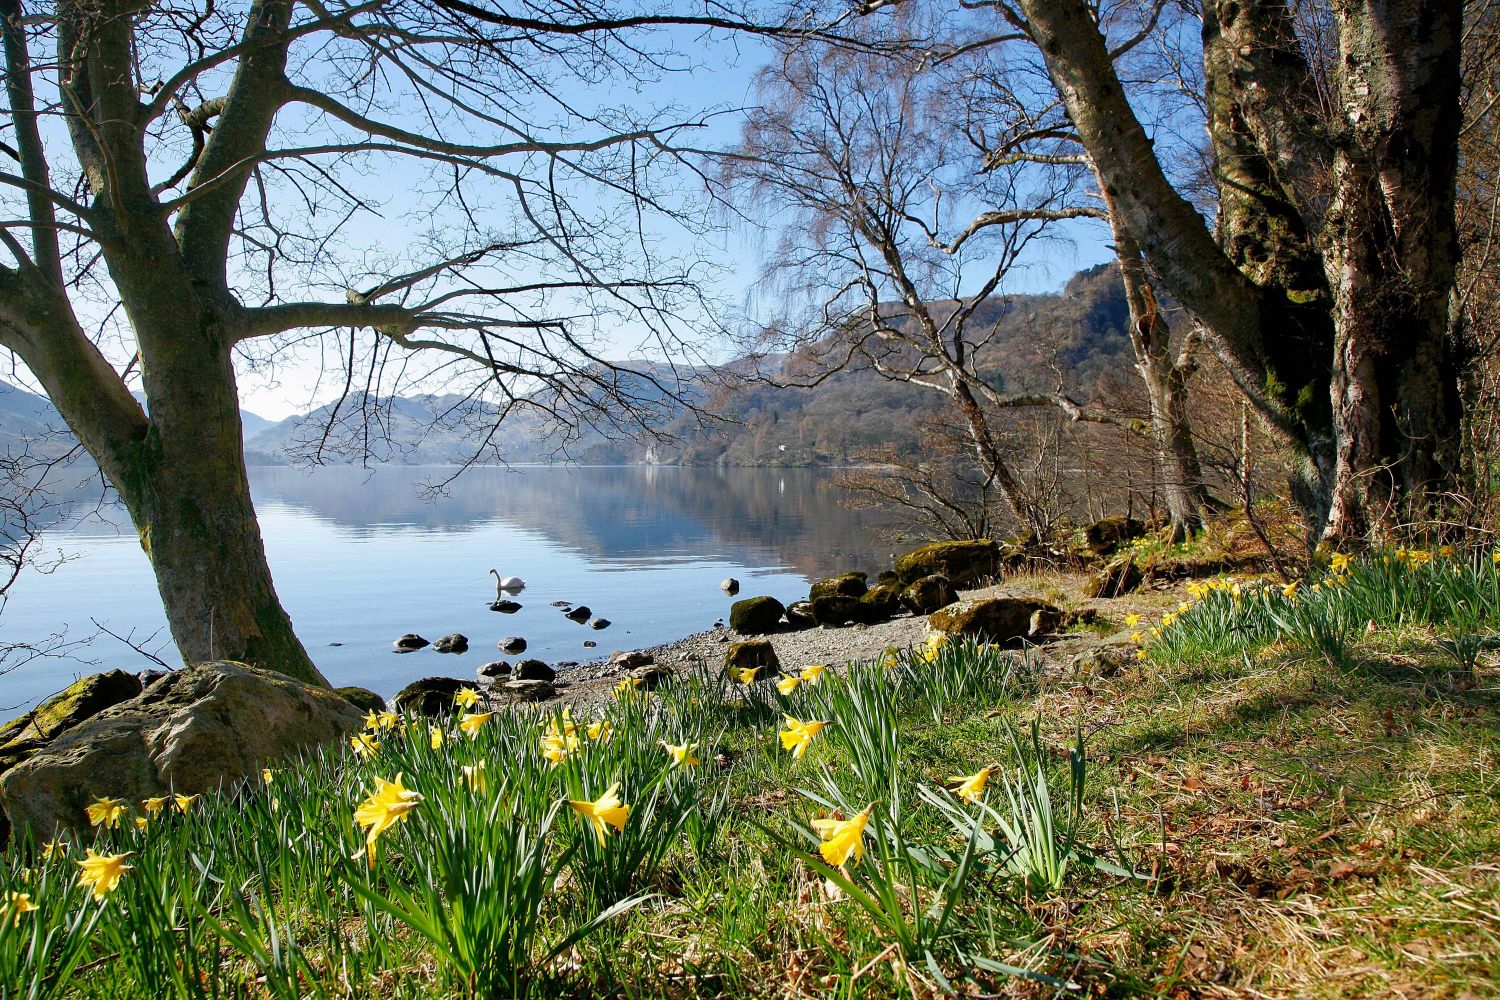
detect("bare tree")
[0,0,802,682]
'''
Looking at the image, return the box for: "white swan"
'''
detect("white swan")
[490,569,526,596]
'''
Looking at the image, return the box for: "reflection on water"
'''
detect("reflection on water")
[0,466,896,712]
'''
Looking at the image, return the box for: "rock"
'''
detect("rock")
[724,640,779,679]
[589,618,611,630]
[809,594,862,627]
[392,677,472,717]
[730,596,785,635]
[393,633,429,653]
[609,651,655,670]
[1070,634,1139,677]
[721,578,741,595]
[783,600,816,630]
[1084,555,1144,599]
[477,660,511,679]
[928,597,1062,644]
[551,600,572,608]
[877,570,898,584]
[1028,607,1066,638]
[0,662,363,840]
[894,540,999,587]
[336,687,386,713]
[901,574,956,615]
[138,669,168,689]
[856,582,903,623]
[513,659,556,681]
[0,670,143,762]
[1080,516,1147,558]
[629,663,675,690]
[1064,608,1101,628]
[565,606,592,623]
[495,679,555,703]
[499,636,528,655]
[583,640,597,648]
[432,633,469,654]
[809,572,868,602]
[489,600,522,614]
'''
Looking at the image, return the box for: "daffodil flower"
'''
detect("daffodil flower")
[459,712,494,738]
[461,762,486,792]
[779,715,826,760]
[1331,552,1352,573]
[810,805,873,867]
[662,740,700,767]
[800,664,826,684]
[353,774,422,867]
[1129,630,1143,644]
[1135,648,1148,661]
[1124,613,1142,627]
[541,731,581,765]
[616,676,643,696]
[1281,580,1300,598]
[76,849,133,900]
[586,720,612,742]
[173,793,199,813]
[453,687,480,709]
[261,768,276,785]
[134,816,149,830]
[950,767,992,805]
[364,709,382,732]
[376,710,399,731]
[40,839,66,861]
[734,666,759,684]
[3,891,37,926]
[429,725,445,750]
[569,782,630,844]
[350,733,380,758]
[776,675,801,695]
[86,797,126,829]
[141,795,169,816]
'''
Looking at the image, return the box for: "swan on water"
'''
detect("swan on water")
[490,569,526,596]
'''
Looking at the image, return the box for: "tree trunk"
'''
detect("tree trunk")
[948,375,1037,536]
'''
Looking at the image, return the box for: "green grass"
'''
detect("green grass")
[3,549,1500,997]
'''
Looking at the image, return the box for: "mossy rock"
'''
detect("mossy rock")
[729,595,786,635]
[894,540,999,586]
[335,686,385,714]
[392,677,472,717]
[724,640,780,679]
[1079,516,1147,558]
[900,574,956,615]
[928,597,1060,644]
[809,594,862,627]
[0,670,142,757]
[856,582,903,624]
[809,572,867,602]
[783,600,816,630]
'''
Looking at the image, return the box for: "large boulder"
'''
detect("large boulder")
[783,600,816,630]
[724,640,780,679]
[900,574,956,615]
[856,582,903,624]
[0,670,143,771]
[1080,516,1147,558]
[928,597,1062,644]
[1084,555,1145,599]
[730,596,785,635]
[809,594,862,627]
[809,572,868,602]
[894,540,999,587]
[0,662,363,840]
[392,676,472,716]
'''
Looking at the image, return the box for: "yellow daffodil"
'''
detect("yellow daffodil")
[541,731,581,765]
[1281,580,1300,598]
[454,687,480,709]
[800,664,827,684]
[734,666,759,684]
[1135,648,1148,661]
[1492,550,1500,566]
[429,725,445,750]
[376,710,399,731]
[350,733,380,758]
[1176,602,1189,613]
[1331,552,1352,573]
[76,849,133,900]
[1129,630,1143,644]
[353,774,422,867]
[1161,612,1176,627]
[40,839,66,861]
[261,768,275,785]
[569,782,630,844]
[1439,545,1455,558]
[662,740,700,768]
[950,767,992,805]
[141,796,169,816]
[810,805,873,867]
[134,816,149,830]
[364,709,382,732]
[173,793,199,813]
[615,676,643,696]
[3,891,37,926]
[85,797,126,830]
[461,762,486,792]
[776,675,801,695]
[1124,613,1142,627]
[459,712,494,738]
[779,715,827,760]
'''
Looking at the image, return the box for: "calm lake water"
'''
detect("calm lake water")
[0,466,898,712]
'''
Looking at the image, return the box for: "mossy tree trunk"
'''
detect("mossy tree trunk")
[1013,0,1465,539]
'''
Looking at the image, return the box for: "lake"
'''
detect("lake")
[0,466,900,712]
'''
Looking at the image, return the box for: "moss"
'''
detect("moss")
[0,670,142,753]
[894,539,999,586]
